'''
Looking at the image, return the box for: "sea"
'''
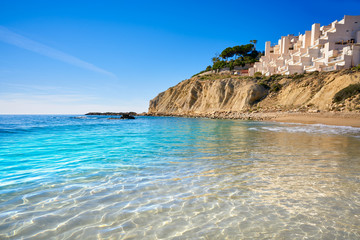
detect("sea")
[0,115,359,239]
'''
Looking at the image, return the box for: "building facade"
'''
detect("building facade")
[249,15,360,76]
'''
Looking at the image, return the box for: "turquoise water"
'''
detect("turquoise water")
[0,115,360,239]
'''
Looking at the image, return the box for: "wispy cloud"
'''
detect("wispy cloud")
[0,93,146,114]
[0,26,116,78]
[1,92,99,103]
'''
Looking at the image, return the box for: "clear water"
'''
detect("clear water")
[0,115,360,239]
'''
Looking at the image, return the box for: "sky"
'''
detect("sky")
[0,0,359,114]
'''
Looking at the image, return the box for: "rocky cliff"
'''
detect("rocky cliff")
[148,69,360,118]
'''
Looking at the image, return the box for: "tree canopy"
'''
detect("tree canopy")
[212,42,263,70]
[219,44,255,61]
[193,41,264,77]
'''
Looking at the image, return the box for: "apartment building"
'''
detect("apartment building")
[249,15,360,76]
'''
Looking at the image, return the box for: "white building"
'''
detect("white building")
[249,15,360,76]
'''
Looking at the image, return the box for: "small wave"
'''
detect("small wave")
[261,123,360,135]
[71,116,99,120]
[0,128,32,134]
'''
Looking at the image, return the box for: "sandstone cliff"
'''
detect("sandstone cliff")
[148,70,360,117]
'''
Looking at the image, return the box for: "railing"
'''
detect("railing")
[320,35,328,40]
[304,63,315,69]
[335,39,355,45]
[292,50,300,56]
[325,27,336,33]
[323,65,335,71]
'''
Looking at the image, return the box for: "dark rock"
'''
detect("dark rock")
[85,112,137,116]
[108,114,135,120]
[120,114,135,119]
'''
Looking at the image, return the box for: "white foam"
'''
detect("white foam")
[259,123,360,136]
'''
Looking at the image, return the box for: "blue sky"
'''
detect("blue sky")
[1,0,359,114]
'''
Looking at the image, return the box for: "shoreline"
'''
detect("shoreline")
[147,111,360,128]
[270,112,360,128]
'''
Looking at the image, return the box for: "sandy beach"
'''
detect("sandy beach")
[270,112,360,128]
[148,111,360,128]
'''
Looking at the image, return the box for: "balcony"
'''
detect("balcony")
[313,54,325,62]
[304,64,315,70]
[322,65,336,72]
[279,66,287,71]
[328,55,344,63]
[292,50,301,56]
[313,38,327,47]
[325,27,336,33]
[320,35,329,40]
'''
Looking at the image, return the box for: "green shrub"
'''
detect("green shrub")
[229,62,234,71]
[333,83,360,102]
[254,72,262,78]
[258,81,270,89]
[212,60,227,70]
[192,70,207,77]
[291,73,305,80]
[270,83,282,92]
[351,64,360,71]
[309,70,319,75]
[270,74,282,80]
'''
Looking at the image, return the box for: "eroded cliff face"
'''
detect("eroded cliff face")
[149,78,267,115]
[148,70,360,116]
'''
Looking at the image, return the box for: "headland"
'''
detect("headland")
[147,69,360,127]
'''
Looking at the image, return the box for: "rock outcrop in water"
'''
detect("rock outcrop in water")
[85,112,137,116]
[148,69,360,118]
[85,112,136,119]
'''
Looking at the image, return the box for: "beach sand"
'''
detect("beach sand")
[270,112,360,128]
[147,111,360,128]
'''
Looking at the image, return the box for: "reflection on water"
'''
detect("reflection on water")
[0,116,359,239]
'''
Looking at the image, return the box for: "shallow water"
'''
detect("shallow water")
[0,115,359,239]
